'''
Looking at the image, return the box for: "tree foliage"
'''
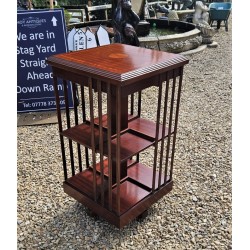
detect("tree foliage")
[31,0,111,7]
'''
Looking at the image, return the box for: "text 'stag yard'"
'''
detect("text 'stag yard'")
[17,9,74,113]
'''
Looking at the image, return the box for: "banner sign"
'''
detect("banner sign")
[17,9,74,113]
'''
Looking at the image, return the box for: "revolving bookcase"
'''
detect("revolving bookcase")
[47,43,189,228]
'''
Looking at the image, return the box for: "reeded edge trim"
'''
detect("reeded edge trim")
[47,55,188,85]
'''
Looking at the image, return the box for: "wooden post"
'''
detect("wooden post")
[27,0,32,10]
[50,0,54,9]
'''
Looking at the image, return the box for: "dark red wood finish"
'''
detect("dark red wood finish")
[47,43,188,228]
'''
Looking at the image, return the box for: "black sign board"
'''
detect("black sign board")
[17,9,73,113]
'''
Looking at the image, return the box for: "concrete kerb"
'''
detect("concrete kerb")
[180,44,207,55]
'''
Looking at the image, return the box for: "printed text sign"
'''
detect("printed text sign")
[17,9,73,113]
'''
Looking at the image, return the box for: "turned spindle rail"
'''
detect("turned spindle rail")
[47,43,189,228]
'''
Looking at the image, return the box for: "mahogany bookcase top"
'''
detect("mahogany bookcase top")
[47,43,189,85]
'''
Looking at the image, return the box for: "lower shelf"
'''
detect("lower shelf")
[63,162,172,228]
[128,162,166,189]
[65,168,150,215]
[92,160,167,190]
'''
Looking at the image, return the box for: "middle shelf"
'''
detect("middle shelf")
[61,116,173,162]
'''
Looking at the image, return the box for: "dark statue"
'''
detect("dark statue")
[171,0,196,10]
[154,3,170,14]
[181,0,196,10]
[112,0,140,47]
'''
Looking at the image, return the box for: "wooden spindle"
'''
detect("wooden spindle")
[89,78,97,201]
[158,72,170,188]
[53,75,67,180]
[116,86,121,215]
[164,71,176,183]
[97,81,105,206]
[152,76,163,192]
[170,68,183,180]
[107,83,113,211]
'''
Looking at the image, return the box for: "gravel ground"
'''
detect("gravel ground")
[17,16,232,250]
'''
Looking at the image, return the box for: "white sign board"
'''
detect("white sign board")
[67,27,76,51]
[97,25,110,46]
[86,28,98,49]
[73,29,87,51]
